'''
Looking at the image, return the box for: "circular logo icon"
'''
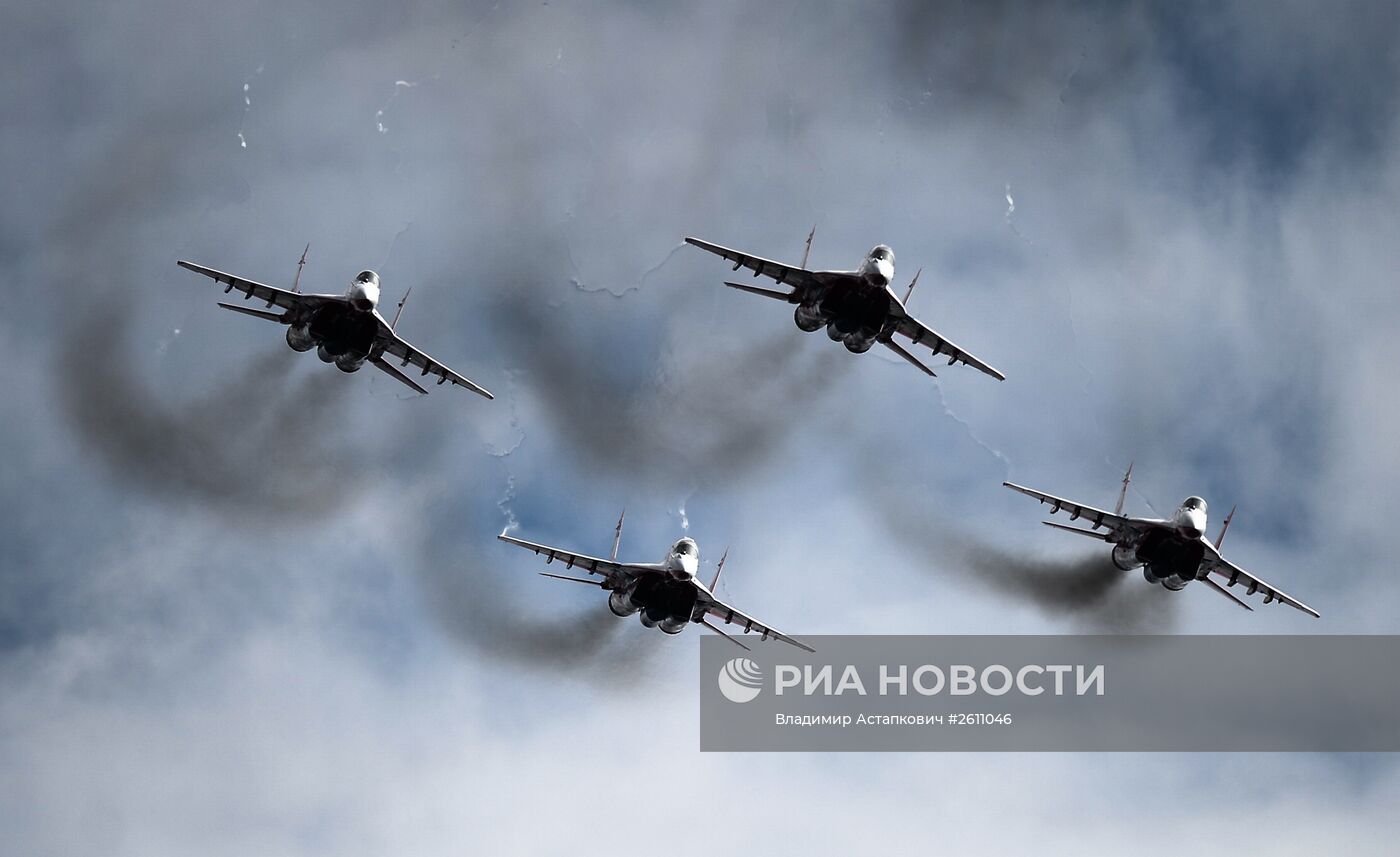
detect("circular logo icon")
[717,657,763,703]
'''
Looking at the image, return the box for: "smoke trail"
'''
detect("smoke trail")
[490,288,848,492]
[954,542,1178,633]
[878,486,1178,633]
[42,103,374,525]
[57,304,364,521]
[414,491,659,685]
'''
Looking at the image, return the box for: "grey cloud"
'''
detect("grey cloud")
[4,0,1400,852]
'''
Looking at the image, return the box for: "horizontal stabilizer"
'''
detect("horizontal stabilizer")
[700,617,751,650]
[538,571,604,587]
[1202,577,1254,611]
[370,356,429,395]
[880,338,936,377]
[216,302,284,323]
[1041,520,1113,540]
[723,282,798,303]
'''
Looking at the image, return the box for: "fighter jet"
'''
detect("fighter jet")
[497,512,814,652]
[176,250,492,398]
[684,234,1004,382]
[1003,465,1319,617]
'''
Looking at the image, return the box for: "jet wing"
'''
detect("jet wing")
[177,260,335,315]
[1002,481,1143,536]
[375,320,493,400]
[684,237,816,291]
[893,312,1005,381]
[496,533,657,585]
[1198,540,1319,618]
[697,592,814,653]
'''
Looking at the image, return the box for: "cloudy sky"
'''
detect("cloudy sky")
[3,0,1400,853]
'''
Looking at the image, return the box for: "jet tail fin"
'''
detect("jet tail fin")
[292,243,309,293]
[1114,461,1134,516]
[216,302,283,323]
[710,547,728,590]
[391,286,412,331]
[610,510,625,561]
[1214,505,1236,549]
[800,225,815,270]
[902,267,922,305]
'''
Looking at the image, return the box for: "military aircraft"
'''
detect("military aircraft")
[684,234,1004,382]
[176,249,492,398]
[497,512,814,651]
[1003,465,1319,617]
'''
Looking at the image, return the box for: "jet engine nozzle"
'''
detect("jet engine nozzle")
[285,324,315,352]
[1112,543,1142,571]
[608,590,639,617]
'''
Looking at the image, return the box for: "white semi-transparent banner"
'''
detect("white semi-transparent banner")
[699,636,1400,751]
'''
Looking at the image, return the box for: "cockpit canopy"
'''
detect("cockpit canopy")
[673,538,698,557]
[1182,496,1207,512]
[869,245,894,264]
[355,270,379,284]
